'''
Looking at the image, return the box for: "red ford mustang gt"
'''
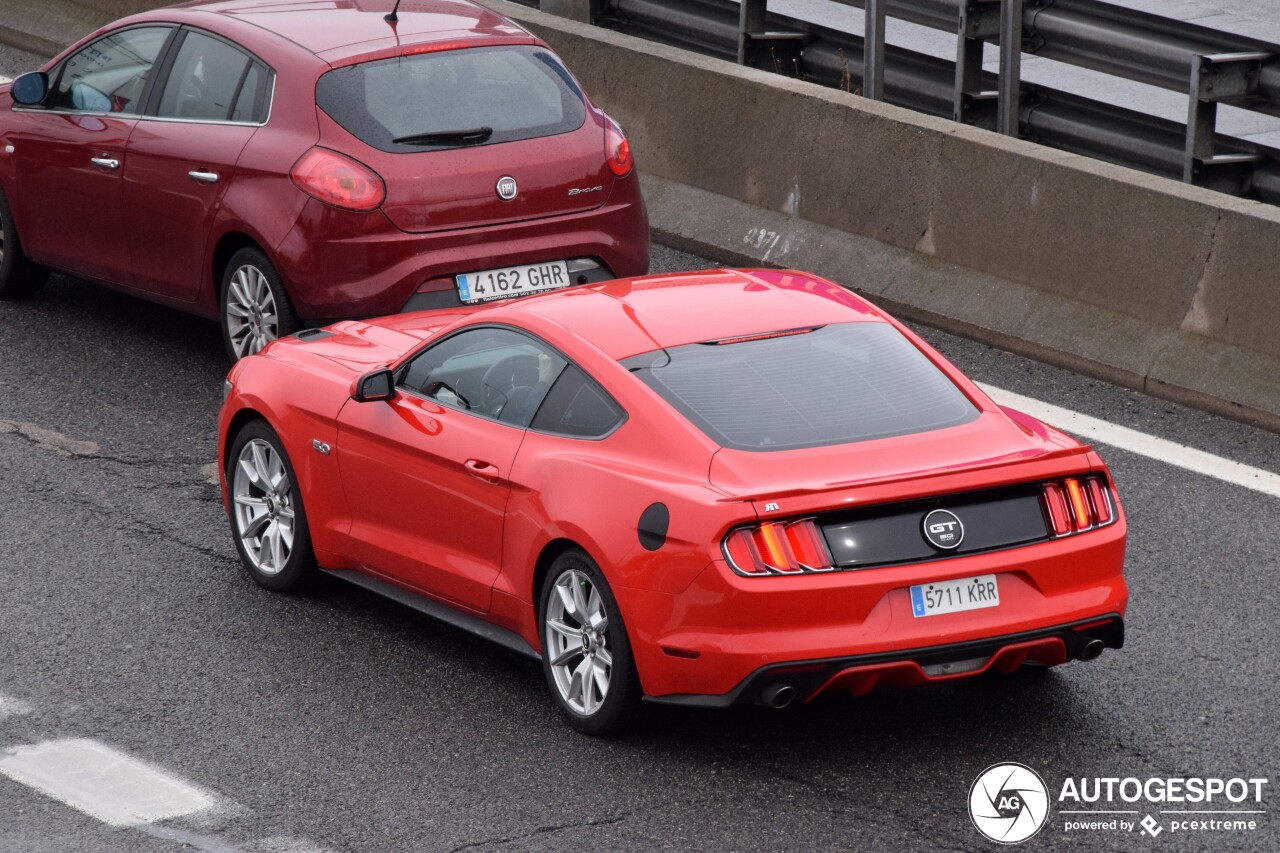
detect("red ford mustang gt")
[0,0,647,359]
[218,268,1128,733]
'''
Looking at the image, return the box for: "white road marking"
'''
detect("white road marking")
[0,694,32,718]
[0,738,216,827]
[980,383,1280,499]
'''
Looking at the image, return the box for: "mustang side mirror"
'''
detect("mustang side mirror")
[352,368,396,402]
[10,72,48,106]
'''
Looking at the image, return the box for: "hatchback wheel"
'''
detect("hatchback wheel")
[0,190,49,298]
[228,420,315,592]
[221,247,298,361]
[540,549,641,735]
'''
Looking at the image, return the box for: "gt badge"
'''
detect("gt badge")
[922,509,964,550]
[496,175,518,200]
[764,502,780,512]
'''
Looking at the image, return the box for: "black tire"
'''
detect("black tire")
[0,188,49,298]
[226,420,316,592]
[539,549,642,735]
[220,247,299,361]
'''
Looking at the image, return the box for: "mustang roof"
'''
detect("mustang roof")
[173,0,528,57]
[372,269,891,360]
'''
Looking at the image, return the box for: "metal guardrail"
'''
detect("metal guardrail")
[523,0,1280,205]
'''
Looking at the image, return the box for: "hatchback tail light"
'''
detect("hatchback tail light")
[1042,475,1114,537]
[724,519,836,576]
[291,147,386,211]
[604,117,633,177]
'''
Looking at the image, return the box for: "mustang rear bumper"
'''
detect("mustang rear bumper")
[645,615,1124,708]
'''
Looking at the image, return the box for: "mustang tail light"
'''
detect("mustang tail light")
[724,519,836,576]
[1042,476,1114,537]
[604,117,633,177]
[291,148,386,211]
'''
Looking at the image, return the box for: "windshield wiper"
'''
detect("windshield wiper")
[392,127,493,146]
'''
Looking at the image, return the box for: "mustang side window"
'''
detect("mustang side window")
[400,327,567,427]
[51,27,172,114]
[156,31,257,122]
[530,365,625,438]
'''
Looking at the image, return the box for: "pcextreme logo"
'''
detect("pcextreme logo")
[969,764,1271,844]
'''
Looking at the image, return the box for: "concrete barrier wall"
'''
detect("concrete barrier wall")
[4,0,1280,427]
[478,1,1280,429]
[0,1,154,56]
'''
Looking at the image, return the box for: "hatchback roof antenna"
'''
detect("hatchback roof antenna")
[385,0,402,24]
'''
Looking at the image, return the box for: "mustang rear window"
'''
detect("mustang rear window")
[621,323,979,451]
[316,45,586,153]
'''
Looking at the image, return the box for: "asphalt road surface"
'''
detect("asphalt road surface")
[2,40,1279,853]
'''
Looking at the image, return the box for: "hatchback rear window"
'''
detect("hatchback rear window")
[621,323,979,451]
[316,45,586,153]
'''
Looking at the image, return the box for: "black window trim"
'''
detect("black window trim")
[394,323,628,439]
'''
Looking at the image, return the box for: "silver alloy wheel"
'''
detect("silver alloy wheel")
[545,569,612,715]
[231,438,296,576]
[225,263,279,358]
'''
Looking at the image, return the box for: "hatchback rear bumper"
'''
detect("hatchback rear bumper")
[272,186,649,321]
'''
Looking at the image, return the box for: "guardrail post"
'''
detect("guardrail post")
[864,0,886,100]
[997,0,1023,136]
[738,0,768,66]
[737,0,807,76]
[541,0,601,24]
[1184,52,1268,192]
[955,1,1000,129]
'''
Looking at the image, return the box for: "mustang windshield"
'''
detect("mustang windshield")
[621,323,979,451]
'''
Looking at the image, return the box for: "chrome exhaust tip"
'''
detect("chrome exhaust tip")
[758,683,797,709]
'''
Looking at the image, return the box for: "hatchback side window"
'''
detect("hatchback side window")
[400,327,568,427]
[157,31,255,121]
[51,26,172,114]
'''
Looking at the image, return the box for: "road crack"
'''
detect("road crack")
[443,814,630,853]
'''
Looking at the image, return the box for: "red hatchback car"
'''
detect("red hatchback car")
[218,268,1128,734]
[0,0,648,358]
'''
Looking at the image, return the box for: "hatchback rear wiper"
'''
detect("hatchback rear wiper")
[392,127,493,145]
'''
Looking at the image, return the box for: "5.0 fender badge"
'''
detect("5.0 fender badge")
[312,439,331,455]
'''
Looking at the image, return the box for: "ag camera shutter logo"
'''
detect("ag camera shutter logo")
[969,763,1050,844]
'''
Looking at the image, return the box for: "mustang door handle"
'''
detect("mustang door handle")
[90,156,120,170]
[464,459,501,482]
[188,170,219,184]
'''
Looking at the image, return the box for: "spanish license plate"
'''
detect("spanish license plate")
[910,574,1000,618]
[456,260,572,304]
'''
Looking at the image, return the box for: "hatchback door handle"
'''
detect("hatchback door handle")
[465,459,500,482]
[188,170,219,184]
[90,156,119,170]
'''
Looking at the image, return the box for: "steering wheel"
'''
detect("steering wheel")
[480,354,540,418]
